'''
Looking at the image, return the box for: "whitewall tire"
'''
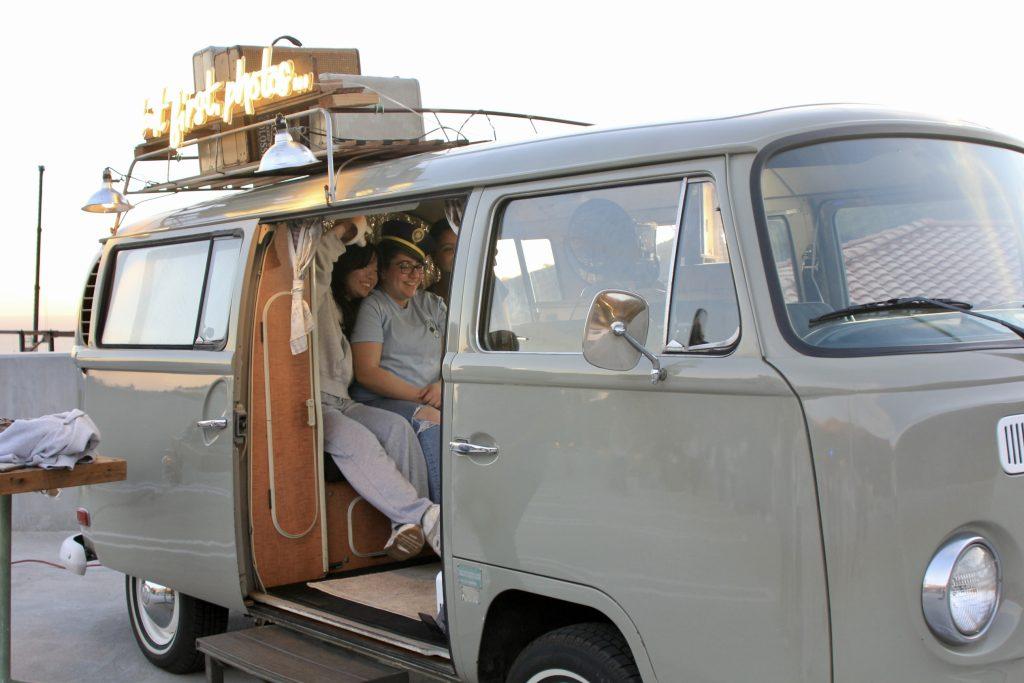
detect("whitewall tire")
[125,575,228,674]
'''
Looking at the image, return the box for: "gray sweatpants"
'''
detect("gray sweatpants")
[321,393,432,526]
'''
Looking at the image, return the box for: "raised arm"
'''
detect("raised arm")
[312,222,356,310]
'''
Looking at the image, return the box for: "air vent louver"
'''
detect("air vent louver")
[79,259,100,346]
[997,415,1024,475]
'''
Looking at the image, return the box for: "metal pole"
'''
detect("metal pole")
[0,494,12,683]
[32,166,44,352]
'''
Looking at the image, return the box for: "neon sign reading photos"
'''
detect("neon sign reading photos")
[143,48,316,149]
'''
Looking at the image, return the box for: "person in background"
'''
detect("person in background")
[351,219,445,502]
[427,218,457,302]
[314,218,440,559]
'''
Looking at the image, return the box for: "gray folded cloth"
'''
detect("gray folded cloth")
[0,409,100,470]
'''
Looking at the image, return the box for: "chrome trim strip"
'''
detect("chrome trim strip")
[248,592,450,659]
[661,177,688,351]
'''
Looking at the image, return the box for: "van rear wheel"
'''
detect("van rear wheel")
[506,622,641,683]
[125,575,228,674]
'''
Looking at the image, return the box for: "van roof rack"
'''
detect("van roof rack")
[123,105,591,203]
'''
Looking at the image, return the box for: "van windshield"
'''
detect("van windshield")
[759,137,1024,352]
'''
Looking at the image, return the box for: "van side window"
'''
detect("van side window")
[666,181,740,351]
[101,237,242,348]
[482,181,684,352]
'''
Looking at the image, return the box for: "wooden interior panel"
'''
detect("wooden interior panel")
[249,227,325,588]
[325,481,397,573]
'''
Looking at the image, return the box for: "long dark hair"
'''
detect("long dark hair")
[331,244,376,337]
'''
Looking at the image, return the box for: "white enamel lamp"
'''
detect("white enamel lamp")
[82,168,133,214]
[257,114,318,172]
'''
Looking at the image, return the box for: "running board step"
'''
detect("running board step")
[198,625,409,682]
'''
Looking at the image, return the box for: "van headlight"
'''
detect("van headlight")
[922,533,1001,645]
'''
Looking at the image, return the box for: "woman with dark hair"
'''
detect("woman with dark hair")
[351,219,445,502]
[330,243,378,338]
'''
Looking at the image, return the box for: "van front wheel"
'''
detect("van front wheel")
[125,575,228,674]
[506,622,641,683]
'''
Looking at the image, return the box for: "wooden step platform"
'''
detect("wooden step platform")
[197,625,408,682]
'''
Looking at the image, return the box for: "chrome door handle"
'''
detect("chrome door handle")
[449,440,499,456]
[197,418,229,430]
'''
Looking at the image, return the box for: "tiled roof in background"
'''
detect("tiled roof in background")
[842,219,1024,305]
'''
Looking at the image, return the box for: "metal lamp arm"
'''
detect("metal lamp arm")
[610,321,666,384]
[317,107,335,204]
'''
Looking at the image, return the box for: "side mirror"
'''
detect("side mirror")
[582,290,667,384]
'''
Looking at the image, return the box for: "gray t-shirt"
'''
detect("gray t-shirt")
[351,289,446,388]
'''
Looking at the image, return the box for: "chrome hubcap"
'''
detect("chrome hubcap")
[137,580,178,646]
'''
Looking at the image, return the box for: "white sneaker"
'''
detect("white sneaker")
[422,505,441,556]
[384,523,424,561]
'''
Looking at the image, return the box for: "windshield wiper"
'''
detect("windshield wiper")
[809,296,1024,340]
[809,297,971,325]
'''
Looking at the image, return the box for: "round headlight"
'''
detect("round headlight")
[922,534,1001,645]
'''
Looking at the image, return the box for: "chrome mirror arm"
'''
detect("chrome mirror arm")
[610,321,666,384]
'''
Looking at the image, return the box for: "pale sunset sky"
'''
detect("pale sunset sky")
[2,0,1021,352]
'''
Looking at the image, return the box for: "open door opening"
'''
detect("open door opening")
[246,198,462,657]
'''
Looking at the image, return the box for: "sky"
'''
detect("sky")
[2,0,1022,352]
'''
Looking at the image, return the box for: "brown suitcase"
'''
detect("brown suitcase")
[190,45,361,173]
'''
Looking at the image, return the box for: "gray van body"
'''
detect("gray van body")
[74,104,1024,681]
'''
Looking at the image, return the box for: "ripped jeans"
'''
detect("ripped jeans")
[349,385,441,503]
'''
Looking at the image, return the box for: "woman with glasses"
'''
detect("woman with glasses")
[352,219,446,502]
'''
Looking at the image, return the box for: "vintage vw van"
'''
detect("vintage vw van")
[69,104,1024,681]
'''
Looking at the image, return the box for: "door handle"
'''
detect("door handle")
[449,440,499,456]
[197,418,229,430]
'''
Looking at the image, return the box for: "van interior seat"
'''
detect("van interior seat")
[322,457,434,571]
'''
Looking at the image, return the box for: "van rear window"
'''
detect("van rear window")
[100,237,241,348]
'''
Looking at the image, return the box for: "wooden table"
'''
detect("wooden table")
[0,456,126,683]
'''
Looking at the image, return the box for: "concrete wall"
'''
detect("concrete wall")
[0,353,83,530]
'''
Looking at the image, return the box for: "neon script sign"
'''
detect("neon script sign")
[143,48,316,149]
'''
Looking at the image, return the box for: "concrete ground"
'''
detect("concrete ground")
[10,531,257,682]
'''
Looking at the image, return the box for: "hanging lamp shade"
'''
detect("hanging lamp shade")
[82,169,133,213]
[257,114,318,173]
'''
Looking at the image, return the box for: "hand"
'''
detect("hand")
[330,220,358,243]
[418,382,442,409]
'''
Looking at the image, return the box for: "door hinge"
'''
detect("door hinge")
[233,404,248,446]
[306,398,316,427]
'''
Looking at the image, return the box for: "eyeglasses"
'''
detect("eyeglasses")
[392,261,425,275]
